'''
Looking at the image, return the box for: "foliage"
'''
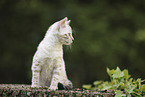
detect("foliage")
[83,67,145,96]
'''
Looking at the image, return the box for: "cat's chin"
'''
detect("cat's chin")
[62,40,73,45]
[64,42,72,45]
[63,41,73,45]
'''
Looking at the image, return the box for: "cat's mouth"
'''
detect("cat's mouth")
[64,39,73,45]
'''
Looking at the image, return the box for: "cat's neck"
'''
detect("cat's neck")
[40,33,63,51]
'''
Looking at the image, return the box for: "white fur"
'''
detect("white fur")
[31,17,73,90]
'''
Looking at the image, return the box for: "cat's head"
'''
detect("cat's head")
[48,17,74,45]
[58,17,74,45]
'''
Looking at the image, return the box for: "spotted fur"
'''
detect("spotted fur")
[31,17,73,90]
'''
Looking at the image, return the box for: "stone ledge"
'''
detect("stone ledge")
[0,84,114,97]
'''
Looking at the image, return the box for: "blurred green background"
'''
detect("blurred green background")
[1,0,145,88]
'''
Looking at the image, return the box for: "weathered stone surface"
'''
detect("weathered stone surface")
[0,84,114,97]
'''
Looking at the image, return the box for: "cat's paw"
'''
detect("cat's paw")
[48,86,58,90]
[31,84,40,88]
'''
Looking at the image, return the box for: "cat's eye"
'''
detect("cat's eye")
[61,33,74,40]
[64,34,68,37]
[62,34,67,38]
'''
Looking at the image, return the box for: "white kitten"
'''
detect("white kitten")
[31,17,74,90]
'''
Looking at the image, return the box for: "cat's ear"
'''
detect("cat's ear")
[66,20,71,25]
[59,17,67,28]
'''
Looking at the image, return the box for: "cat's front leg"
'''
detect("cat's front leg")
[48,59,63,90]
[48,70,60,90]
[31,63,41,88]
[31,70,40,87]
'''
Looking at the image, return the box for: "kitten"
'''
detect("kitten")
[31,17,74,90]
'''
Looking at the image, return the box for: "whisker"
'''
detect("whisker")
[69,44,72,49]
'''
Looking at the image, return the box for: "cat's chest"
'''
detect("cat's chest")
[42,58,54,70]
[40,59,54,79]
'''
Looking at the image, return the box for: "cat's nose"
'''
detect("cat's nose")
[71,36,74,40]
[71,35,74,40]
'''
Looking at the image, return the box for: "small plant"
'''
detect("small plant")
[83,67,145,97]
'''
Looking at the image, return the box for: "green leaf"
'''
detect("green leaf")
[141,85,145,92]
[135,78,141,83]
[107,67,115,77]
[115,90,122,97]
[112,67,124,78]
[123,69,130,79]
[115,90,126,97]
[93,81,103,86]
[129,78,133,83]
[132,91,142,96]
[101,82,112,90]
[82,84,92,90]
[82,67,145,96]
[111,79,120,89]
[134,78,142,89]
[120,82,126,89]
[125,81,136,94]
